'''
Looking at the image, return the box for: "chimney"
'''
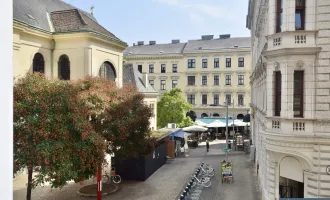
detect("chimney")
[142,72,148,89]
[219,34,231,39]
[90,5,94,16]
[137,41,144,45]
[201,35,214,40]
[149,41,156,45]
[172,39,180,44]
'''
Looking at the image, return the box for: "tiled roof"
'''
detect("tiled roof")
[123,64,158,94]
[13,0,125,44]
[183,37,251,52]
[123,43,187,56]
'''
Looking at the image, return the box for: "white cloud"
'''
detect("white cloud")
[153,0,229,21]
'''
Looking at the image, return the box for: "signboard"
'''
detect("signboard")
[222,148,231,153]
[221,161,232,178]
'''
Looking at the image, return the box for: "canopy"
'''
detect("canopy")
[230,120,248,126]
[195,120,208,127]
[170,130,193,138]
[182,125,208,132]
[207,120,227,128]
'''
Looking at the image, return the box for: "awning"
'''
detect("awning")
[170,130,186,138]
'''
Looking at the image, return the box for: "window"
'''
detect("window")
[172,80,178,88]
[294,71,304,117]
[149,80,154,88]
[188,76,195,85]
[149,64,154,73]
[202,94,208,105]
[188,59,196,68]
[99,61,116,80]
[172,64,178,73]
[160,80,166,90]
[238,95,244,106]
[226,94,231,105]
[138,65,142,73]
[226,58,231,68]
[274,71,282,116]
[150,103,155,117]
[33,53,45,74]
[225,75,231,85]
[202,59,208,68]
[238,57,244,67]
[213,94,219,105]
[202,75,207,85]
[187,94,195,105]
[161,64,166,73]
[58,55,70,80]
[276,0,283,33]
[214,58,219,68]
[295,0,305,30]
[238,75,244,85]
[214,75,219,85]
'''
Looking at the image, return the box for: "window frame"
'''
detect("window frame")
[33,53,45,74]
[276,0,283,33]
[149,64,154,73]
[188,59,196,68]
[138,65,142,73]
[161,64,166,73]
[187,94,195,105]
[213,94,219,105]
[172,80,178,88]
[202,59,208,68]
[274,71,282,116]
[238,94,244,106]
[214,58,219,68]
[293,71,304,117]
[202,75,207,86]
[149,80,154,88]
[238,75,244,85]
[226,58,231,68]
[172,64,178,73]
[58,54,70,80]
[202,94,208,105]
[225,75,232,85]
[214,75,220,85]
[238,57,244,67]
[295,0,305,30]
[226,94,232,105]
[160,80,166,90]
[187,76,196,85]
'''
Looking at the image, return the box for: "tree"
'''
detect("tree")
[14,73,106,200]
[157,88,192,128]
[76,77,156,158]
[177,116,195,128]
[186,110,197,122]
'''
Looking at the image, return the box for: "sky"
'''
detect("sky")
[64,0,251,46]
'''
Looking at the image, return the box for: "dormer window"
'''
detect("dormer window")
[295,0,305,30]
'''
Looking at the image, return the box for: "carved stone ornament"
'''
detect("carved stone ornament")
[296,60,304,69]
[274,62,280,71]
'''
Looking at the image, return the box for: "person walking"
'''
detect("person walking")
[206,139,210,152]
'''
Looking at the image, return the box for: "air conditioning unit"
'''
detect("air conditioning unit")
[167,123,176,129]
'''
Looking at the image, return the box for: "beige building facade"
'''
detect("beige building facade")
[247,0,330,199]
[124,35,252,121]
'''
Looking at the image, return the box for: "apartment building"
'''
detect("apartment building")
[123,35,251,119]
[246,0,330,199]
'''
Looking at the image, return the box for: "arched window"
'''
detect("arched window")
[201,113,208,118]
[99,61,116,81]
[58,55,70,80]
[213,113,220,117]
[237,114,244,119]
[33,53,45,74]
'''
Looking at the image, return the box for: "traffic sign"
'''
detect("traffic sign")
[222,148,231,152]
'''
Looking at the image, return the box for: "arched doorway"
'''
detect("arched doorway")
[58,55,70,80]
[237,114,244,119]
[99,61,116,81]
[201,113,208,118]
[33,53,45,74]
[213,113,220,117]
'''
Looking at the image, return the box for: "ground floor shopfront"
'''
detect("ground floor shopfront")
[251,115,330,199]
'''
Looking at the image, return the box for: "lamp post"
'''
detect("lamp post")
[210,100,229,161]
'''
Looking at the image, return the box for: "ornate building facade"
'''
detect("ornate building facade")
[123,35,251,121]
[247,0,330,199]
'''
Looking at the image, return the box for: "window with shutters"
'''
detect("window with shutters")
[58,55,70,80]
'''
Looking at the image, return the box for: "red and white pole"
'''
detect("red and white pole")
[97,169,102,200]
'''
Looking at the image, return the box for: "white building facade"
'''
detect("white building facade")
[247,0,330,199]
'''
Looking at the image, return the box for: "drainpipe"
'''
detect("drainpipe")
[51,39,55,78]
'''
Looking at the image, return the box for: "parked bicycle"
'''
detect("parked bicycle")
[102,167,121,184]
[191,175,211,188]
[200,165,215,177]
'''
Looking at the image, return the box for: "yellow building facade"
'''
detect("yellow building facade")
[124,35,251,119]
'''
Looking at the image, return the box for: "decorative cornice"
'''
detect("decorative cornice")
[264,47,322,58]
[124,54,184,61]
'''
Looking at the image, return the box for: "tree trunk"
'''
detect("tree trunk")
[26,167,33,200]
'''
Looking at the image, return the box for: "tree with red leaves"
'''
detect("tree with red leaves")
[13,74,106,200]
[76,77,156,158]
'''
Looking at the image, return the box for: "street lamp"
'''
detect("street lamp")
[209,100,229,161]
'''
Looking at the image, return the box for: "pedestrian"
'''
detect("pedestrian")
[206,139,209,152]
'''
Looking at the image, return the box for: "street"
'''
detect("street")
[13,140,260,200]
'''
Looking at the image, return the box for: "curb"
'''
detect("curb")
[76,183,119,197]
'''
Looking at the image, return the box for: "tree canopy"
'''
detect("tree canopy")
[157,88,192,128]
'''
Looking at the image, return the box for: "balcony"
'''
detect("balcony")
[266,31,320,56]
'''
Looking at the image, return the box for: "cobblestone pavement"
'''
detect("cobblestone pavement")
[13,140,260,200]
[187,141,261,200]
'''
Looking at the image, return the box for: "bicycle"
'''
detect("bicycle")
[191,175,211,188]
[200,165,215,177]
[102,167,121,184]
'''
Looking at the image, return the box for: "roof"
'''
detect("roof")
[123,64,158,94]
[183,37,251,52]
[13,0,126,44]
[123,43,187,56]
